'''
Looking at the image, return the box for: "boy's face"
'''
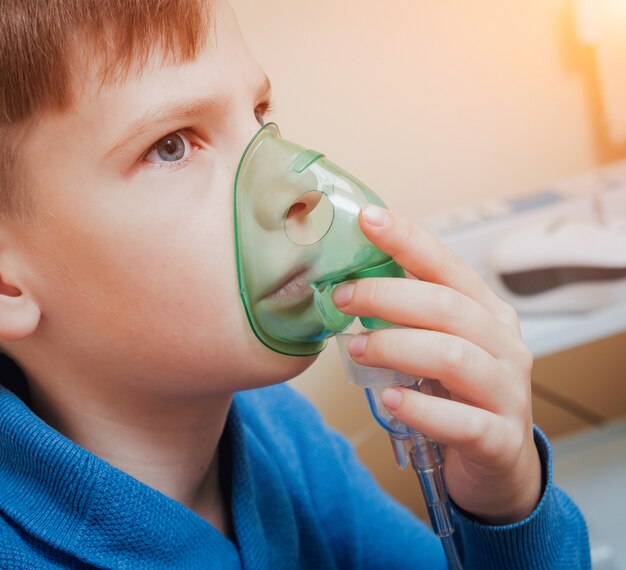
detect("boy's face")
[13,0,317,395]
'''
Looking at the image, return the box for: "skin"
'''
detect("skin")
[0,0,540,541]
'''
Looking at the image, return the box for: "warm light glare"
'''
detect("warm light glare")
[577,0,626,44]
[576,0,626,143]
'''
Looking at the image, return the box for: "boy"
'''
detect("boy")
[0,0,590,568]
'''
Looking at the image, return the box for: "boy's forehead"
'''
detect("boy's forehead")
[22,0,267,176]
[71,1,238,108]
[59,2,264,140]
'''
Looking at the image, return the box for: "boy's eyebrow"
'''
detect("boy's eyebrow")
[104,96,220,159]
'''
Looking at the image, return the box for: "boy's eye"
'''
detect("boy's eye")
[145,132,192,164]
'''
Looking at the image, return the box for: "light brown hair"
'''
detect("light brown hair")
[0,0,212,221]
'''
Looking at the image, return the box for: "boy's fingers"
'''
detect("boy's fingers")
[380,387,507,463]
[359,205,519,329]
[350,328,512,414]
[333,277,522,360]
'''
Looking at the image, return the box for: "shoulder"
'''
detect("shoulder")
[236,382,325,434]
[235,383,347,465]
[234,382,418,522]
[0,517,50,569]
[234,382,372,516]
[233,383,440,567]
[0,515,96,569]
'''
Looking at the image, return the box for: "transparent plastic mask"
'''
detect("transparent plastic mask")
[234,123,404,356]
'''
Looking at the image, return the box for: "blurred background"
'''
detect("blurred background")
[231,1,626,567]
[232,0,626,213]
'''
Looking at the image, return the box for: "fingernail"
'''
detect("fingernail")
[362,204,390,227]
[332,283,355,308]
[381,388,403,411]
[348,334,368,357]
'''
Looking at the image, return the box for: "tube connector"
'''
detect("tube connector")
[410,434,455,538]
[336,333,463,569]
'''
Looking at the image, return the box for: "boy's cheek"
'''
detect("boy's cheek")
[27,185,223,325]
[27,239,252,388]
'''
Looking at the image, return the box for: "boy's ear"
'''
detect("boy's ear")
[0,261,41,343]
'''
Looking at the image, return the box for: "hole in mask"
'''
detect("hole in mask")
[284,191,335,246]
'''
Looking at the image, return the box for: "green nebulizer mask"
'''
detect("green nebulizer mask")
[234,123,404,357]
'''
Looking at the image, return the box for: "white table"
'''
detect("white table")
[519,299,626,358]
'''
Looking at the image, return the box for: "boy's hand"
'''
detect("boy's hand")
[332,204,542,525]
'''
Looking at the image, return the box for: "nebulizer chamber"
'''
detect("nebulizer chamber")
[335,336,462,569]
[234,123,462,569]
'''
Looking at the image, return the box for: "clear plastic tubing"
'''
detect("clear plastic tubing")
[409,429,463,570]
[336,333,463,570]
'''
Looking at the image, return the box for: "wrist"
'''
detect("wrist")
[453,439,543,525]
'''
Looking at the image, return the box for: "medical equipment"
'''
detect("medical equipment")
[234,122,404,357]
[336,334,463,570]
[421,164,626,317]
[487,217,626,314]
[234,123,464,568]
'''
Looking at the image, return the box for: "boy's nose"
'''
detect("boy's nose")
[232,119,266,154]
[286,191,323,220]
[285,191,333,246]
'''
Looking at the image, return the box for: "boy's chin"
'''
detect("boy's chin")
[239,339,321,389]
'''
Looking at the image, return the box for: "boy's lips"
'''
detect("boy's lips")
[260,266,315,305]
